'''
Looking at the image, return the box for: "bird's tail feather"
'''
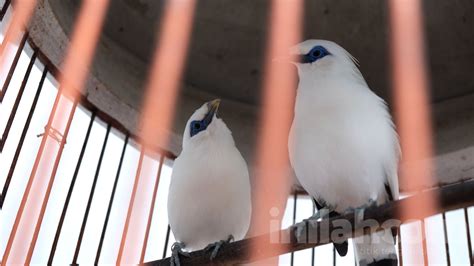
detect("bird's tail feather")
[353,229,397,266]
[334,241,348,256]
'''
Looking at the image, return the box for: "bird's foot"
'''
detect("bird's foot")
[294,208,330,240]
[302,207,330,224]
[361,254,398,266]
[344,199,377,222]
[170,242,191,266]
[204,235,233,260]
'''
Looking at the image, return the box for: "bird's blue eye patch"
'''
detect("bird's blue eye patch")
[301,45,330,64]
[190,120,209,137]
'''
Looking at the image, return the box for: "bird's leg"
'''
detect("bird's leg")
[309,207,331,221]
[364,198,377,209]
[204,235,234,260]
[294,208,331,240]
[344,199,377,214]
[343,199,378,224]
[170,242,191,266]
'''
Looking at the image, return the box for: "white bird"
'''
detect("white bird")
[286,40,400,266]
[167,99,252,265]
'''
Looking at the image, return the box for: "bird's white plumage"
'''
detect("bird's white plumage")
[168,102,252,251]
[288,40,400,264]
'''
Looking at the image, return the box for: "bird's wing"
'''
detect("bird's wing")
[312,197,323,210]
[385,142,401,201]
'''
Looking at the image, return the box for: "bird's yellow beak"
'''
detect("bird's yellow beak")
[207,99,221,115]
[203,99,221,124]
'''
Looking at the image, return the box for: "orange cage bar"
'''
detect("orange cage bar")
[2,0,109,264]
[116,0,196,264]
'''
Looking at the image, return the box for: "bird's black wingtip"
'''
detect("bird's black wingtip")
[366,257,398,266]
[334,241,348,256]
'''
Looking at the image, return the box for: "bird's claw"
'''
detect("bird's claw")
[302,207,330,223]
[313,208,330,220]
[170,242,190,266]
[294,221,307,241]
[344,199,377,223]
[294,208,330,241]
[204,235,233,260]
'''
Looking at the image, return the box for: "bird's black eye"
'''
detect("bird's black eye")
[311,49,321,58]
[190,120,206,137]
[301,45,330,64]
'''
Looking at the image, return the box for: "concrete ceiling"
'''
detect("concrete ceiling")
[28,0,474,189]
[50,0,474,105]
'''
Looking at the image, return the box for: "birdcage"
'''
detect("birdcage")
[1,1,474,265]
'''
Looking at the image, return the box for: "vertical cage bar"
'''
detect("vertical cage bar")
[95,133,129,264]
[123,0,196,261]
[162,225,171,259]
[398,229,403,266]
[48,112,96,265]
[290,192,297,266]
[464,208,473,266]
[52,0,109,102]
[442,212,451,266]
[421,220,429,265]
[249,0,302,262]
[140,154,165,263]
[25,99,78,264]
[72,124,111,264]
[0,32,27,102]
[0,0,11,20]
[388,6,437,265]
[4,0,108,262]
[2,78,62,264]
[0,0,35,66]
[0,66,47,208]
[311,204,315,266]
[0,48,37,152]
[117,147,145,263]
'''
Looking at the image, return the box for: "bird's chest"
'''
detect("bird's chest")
[173,152,243,199]
[168,146,251,250]
[289,108,383,211]
[290,105,368,162]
